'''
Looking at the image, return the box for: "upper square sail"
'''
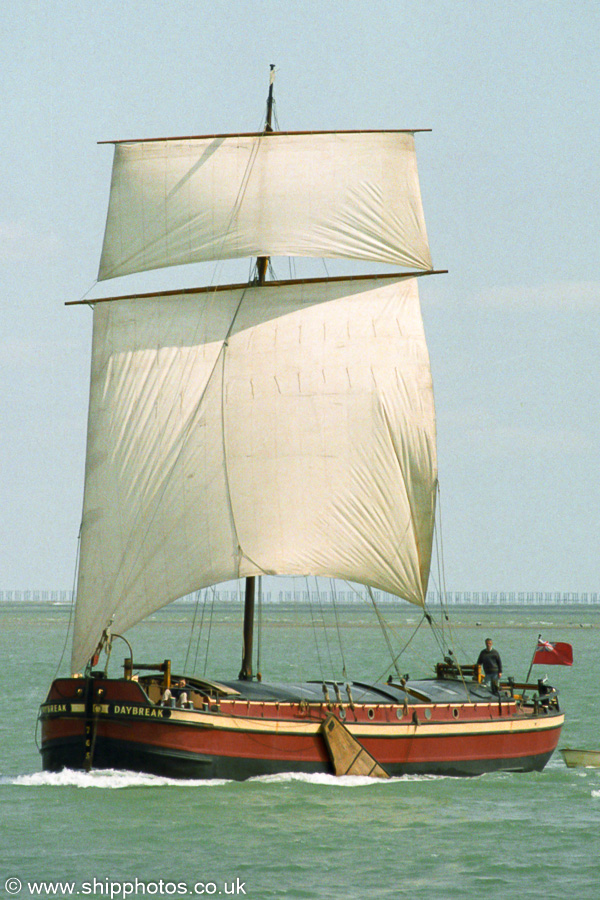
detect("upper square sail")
[98,131,432,280]
[71,276,437,672]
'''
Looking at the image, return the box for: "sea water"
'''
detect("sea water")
[1,602,600,899]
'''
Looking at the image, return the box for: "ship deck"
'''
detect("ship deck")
[172,676,500,706]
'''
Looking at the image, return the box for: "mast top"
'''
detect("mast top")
[256,65,276,284]
[265,64,275,133]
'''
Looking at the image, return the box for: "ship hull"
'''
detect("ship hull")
[39,675,563,780]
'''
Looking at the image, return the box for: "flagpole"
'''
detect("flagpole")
[525,633,542,684]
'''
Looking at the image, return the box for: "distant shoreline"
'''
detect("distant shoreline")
[2,594,600,608]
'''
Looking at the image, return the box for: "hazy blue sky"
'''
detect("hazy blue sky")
[2,0,598,594]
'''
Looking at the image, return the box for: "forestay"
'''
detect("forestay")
[98,132,432,280]
[72,276,437,672]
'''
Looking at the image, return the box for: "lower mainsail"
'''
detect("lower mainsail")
[72,275,437,672]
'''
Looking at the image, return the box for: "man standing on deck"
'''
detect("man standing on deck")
[477,638,502,691]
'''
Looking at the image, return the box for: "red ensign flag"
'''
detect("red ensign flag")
[532,639,573,667]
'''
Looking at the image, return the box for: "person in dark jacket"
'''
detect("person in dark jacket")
[477,638,502,690]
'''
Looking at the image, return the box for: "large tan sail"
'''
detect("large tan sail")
[72,276,437,672]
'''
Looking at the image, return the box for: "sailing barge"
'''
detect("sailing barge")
[39,70,563,779]
[41,664,563,779]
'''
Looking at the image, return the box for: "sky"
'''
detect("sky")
[1,0,599,595]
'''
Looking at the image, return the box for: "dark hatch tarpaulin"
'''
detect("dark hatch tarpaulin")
[533,640,573,666]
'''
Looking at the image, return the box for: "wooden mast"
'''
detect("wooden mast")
[239,65,275,681]
[255,64,275,284]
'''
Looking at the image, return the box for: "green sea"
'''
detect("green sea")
[1,601,600,899]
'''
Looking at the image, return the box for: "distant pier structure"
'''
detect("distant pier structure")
[428,590,599,606]
[0,590,74,603]
[0,589,599,605]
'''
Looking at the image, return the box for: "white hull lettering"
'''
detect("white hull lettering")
[113,705,163,718]
[42,703,69,714]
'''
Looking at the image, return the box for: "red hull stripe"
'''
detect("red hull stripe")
[41,711,563,765]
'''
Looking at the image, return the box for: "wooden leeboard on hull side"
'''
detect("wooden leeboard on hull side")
[321,714,389,778]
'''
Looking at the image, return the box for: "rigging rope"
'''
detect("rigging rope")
[77,280,101,306]
[305,576,325,682]
[372,613,430,684]
[192,589,208,673]
[343,580,441,684]
[427,485,470,666]
[315,577,336,679]
[256,575,263,678]
[330,578,348,680]
[202,586,217,676]
[53,531,81,677]
[366,585,403,680]
[184,589,203,672]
